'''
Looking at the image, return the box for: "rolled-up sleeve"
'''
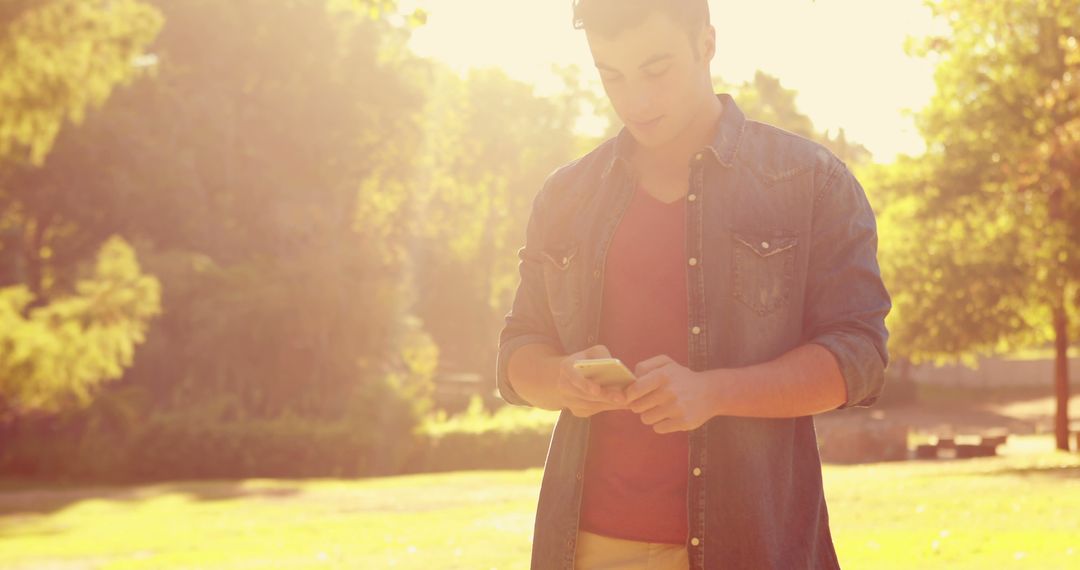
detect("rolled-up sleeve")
[495,173,565,407]
[804,158,892,409]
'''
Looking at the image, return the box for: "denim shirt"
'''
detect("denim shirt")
[495,93,891,570]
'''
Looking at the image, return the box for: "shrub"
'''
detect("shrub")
[410,396,559,472]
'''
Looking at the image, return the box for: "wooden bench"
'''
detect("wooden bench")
[914,432,1009,460]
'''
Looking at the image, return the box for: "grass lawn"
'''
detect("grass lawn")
[0,437,1077,569]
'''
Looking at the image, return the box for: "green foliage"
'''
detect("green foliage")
[410,65,589,374]
[144,247,404,418]
[720,71,873,165]
[583,69,873,165]
[0,392,552,482]
[0,368,432,481]
[0,0,163,165]
[869,156,1048,365]
[0,3,443,491]
[0,236,161,414]
[869,0,1079,448]
[0,0,432,422]
[421,395,559,438]
[727,71,815,139]
[873,0,1080,364]
[125,407,385,480]
[413,396,558,472]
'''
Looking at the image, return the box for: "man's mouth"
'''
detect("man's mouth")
[630,116,664,128]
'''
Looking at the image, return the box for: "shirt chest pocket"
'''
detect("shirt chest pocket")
[731,231,798,317]
[541,243,582,327]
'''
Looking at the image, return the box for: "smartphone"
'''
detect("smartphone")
[572,357,637,388]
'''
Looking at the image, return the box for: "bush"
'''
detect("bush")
[0,371,429,483]
[0,396,562,483]
[125,412,382,480]
[408,396,559,473]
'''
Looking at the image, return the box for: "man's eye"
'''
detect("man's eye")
[645,67,670,78]
[600,72,622,82]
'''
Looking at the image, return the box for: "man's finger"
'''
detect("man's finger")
[628,388,674,414]
[653,418,685,434]
[634,354,674,377]
[566,393,607,412]
[575,379,610,402]
[568,396,622,417]
[565,375,609,403]
[561,364,608,402]
[602,386,627,404]
[624,369,670,404]
[640,402,678,426]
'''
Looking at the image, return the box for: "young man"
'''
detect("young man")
[496,1,891,568]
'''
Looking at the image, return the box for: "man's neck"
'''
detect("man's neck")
[633,94,724,178]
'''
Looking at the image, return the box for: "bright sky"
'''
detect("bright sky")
[404,0,946,163]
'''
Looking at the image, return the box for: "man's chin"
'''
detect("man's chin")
[629,130,674,150]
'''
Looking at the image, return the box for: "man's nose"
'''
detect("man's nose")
[622,89,657,119]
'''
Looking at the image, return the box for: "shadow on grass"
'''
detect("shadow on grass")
[983,463,1080,480]
[0,524,67,540]
[0,480,303,518]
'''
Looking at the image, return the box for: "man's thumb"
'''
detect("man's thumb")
[584,344,612,359]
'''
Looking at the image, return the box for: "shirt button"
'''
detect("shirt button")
[691,326,702,335]
[761,241,770,250]
[587,335,596,343]
[691,537,701,546]
[687,194,697,202]
[692,467,702,476]
[593,269,601,279]
[694,152,703,161]
[688,257,698,267]
[576,471,583,480]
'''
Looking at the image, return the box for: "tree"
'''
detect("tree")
[98,0,429,418]
[0,237,161,415]
[721,71,873,165]
[877,0,1079,449]
[410,65,588,378]
[0,0,431,423]
[0,0,164,419]
[0,0,162,166]
[586,69,874,165]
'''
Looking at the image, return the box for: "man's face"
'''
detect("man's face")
[586,11,714,149]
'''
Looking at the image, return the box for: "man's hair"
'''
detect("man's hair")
[572,0,711,43]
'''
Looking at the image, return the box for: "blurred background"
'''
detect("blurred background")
[0,0,1077,568]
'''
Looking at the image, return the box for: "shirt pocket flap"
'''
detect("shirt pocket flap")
[733,232,798,258]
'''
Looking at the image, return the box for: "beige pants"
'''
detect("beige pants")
[574,529,690,570]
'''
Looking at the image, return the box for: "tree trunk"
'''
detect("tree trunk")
[1052,302,1071,451]
[21,211,53,312]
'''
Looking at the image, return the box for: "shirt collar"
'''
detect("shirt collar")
[602,92,746,181]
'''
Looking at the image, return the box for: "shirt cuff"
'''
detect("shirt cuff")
[809,331,886,409]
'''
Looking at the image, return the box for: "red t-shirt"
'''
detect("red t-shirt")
[578,183,690,545]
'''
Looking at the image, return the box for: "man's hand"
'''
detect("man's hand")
[624,354,720,434]
[557,345,628,418]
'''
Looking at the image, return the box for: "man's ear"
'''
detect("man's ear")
[700,24,716,62]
